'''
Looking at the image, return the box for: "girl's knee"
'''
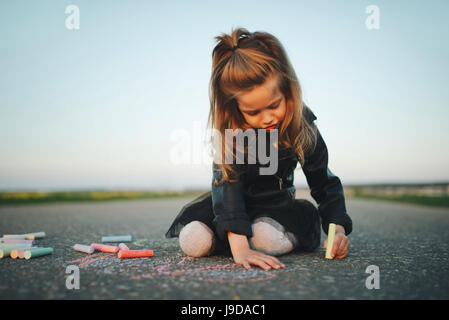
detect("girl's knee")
[179,221,215,257]
[249,217,298,256]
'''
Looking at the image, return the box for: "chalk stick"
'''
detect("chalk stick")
[118,243,129,251]
[9,247,38,259]
[30,232,45,238]
[101,235,132,243]
[325,223,336,259]
[90,243,119,253]
[73,244,95,254]
[10,249,19,259]
[1,235,30,240]
[11,247,39,259]
[0,239,35,245]
[0,244,33,258]
[3,232,45,240]
[118,249,154,259]
[17,247,39,259]
[0,243,32,250]
[0,249,10,259]
[18,249,27,259]
[24,247,53,259]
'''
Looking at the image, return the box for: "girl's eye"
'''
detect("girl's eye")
[246,104,279,116]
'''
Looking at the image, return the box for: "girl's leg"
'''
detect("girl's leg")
[291,199,321,252]
[179,220,216,257]
[249,216,299,256]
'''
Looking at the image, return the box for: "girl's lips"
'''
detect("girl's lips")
[265,124,278,130]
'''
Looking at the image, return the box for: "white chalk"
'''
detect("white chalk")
[73,244,94,254]
[118,243,130,251]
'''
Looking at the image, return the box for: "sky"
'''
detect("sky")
[0,0,448,191]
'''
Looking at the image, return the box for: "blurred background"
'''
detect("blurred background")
[0,0,448,200]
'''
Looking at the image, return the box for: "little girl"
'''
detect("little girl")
[166,28,352,270]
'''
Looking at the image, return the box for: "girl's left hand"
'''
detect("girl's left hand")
[323,224,350,259]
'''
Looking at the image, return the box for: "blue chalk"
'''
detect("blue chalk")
[101,235,132,242]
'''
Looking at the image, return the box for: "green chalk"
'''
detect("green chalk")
[101,235,132,242]
[0,243,32,249]
[24,247,53,259]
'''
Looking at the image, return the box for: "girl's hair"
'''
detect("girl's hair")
[208,27,318,186]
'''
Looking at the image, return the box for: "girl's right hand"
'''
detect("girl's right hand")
[232,248,285,270]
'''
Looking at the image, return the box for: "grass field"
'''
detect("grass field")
[1,189,448,208]
[351,190,449,208]
[0,190,205,206]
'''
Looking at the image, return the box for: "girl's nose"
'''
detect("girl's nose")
[263,113,275,126]
[263,116,276,127]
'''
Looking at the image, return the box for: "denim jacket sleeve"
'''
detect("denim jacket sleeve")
[301,107,353,236]
[211,162,253,241]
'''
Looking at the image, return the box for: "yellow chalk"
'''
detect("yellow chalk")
[2,232,46,240]
[325,223,336,259]
[2,235,32,240]
[3,232,45,240]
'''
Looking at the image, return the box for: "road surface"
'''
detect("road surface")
[1,193,448,299]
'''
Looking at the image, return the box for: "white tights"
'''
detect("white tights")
[178,217,298,257]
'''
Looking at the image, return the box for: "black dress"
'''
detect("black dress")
[165,106,353,256]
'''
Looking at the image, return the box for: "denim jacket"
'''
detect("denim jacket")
[211,105,353,241]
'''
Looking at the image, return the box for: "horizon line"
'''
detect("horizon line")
[1,181,448,193]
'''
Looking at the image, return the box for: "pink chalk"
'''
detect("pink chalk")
[0,239,35,245]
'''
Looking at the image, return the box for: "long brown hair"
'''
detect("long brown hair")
[208,27,317,186]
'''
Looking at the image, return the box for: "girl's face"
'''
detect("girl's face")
[236,74,287,130]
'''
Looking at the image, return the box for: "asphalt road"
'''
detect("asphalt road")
[1,193,448,300]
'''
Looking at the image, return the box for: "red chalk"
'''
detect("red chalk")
[90,243,119,253]
[118,249,154,259]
